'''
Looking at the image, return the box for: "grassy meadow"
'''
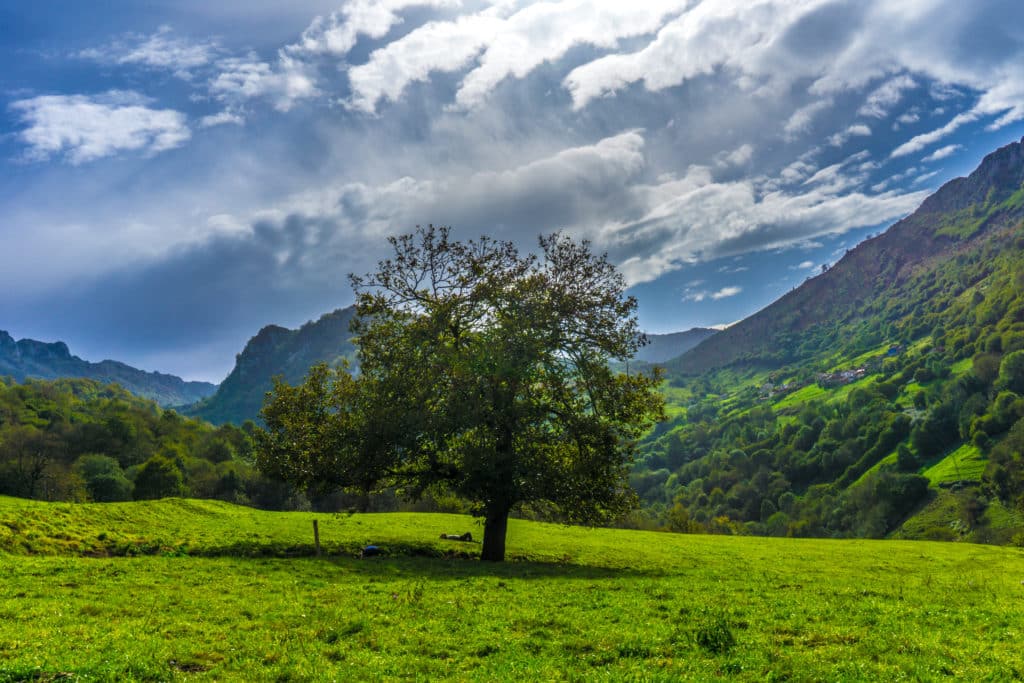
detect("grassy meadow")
[2,497,1024,681]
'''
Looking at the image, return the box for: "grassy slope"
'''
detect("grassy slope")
[2,498,1024,681]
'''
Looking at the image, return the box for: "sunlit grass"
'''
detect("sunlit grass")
[923,443,987,484]
[1,498,1023,680]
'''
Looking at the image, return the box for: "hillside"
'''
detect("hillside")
[187,307,358,425]
[1,497,1022,681]
[635,328,718,364]
[0,377,266,506]
[670,136,1024,375]
[633,136,1024,541]
[0,331,216,407]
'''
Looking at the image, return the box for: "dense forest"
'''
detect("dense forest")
[0,377,288,507]
[0,377,469,515]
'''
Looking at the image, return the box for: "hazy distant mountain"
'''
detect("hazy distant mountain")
[187,307,357,425]
[0,331,216,407]
[635,329,718,364]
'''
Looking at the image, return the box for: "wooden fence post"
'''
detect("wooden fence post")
[313,519,321,557]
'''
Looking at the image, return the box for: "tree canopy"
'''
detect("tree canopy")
[256,226,665,560]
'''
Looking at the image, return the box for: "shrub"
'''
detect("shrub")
[692,609,736,654]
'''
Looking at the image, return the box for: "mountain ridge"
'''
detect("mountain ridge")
[186,307,359,425]
[670,135,1024,375]
[0,330,216,407]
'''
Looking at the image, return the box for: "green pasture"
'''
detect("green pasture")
[2,497,1024,681]
[924,443,987,485]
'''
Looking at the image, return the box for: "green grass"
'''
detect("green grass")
[772,384,827,410]
[950,357,973,375]
[923,443,987,484]
[2,497,1024,681]
[852,450,899,487]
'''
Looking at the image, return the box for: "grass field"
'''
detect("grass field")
[2,497,1024,681]
[923,443,987,485]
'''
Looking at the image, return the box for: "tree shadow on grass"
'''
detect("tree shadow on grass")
[86,538,672,580]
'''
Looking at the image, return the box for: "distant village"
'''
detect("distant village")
[759,344,904,399]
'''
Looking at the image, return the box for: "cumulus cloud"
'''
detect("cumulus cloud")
[10,91,190,164]
[346,0,690,112]
[564,0,835,110]
[209,54,318,112]
[332,0,1024,140]
[291,0,461,57]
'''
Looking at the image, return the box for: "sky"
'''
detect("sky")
[2,0,1024,383]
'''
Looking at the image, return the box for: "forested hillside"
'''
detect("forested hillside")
[0,331,215,407]
[631,137,1024,543]
[0,377,301,508]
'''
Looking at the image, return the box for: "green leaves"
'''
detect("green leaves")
[259,227,665,560]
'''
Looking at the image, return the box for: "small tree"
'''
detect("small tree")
[257,227,665,561]
[998,350,1024,394]
[133,453,187,500]
[74,454,133,502]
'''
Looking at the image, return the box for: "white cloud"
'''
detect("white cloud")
[79,26,218,78]
[827,123,872,147]
[890,111,977,158]
[564,0,834,110]
[895,111,920,127]
[608,159,929,285]
[200,110,245,128]
[10,91,190,164]
[347,0,690,112]
[684,284,742,302]
[858,74,917,118]
[784,99,833,139]
[210,54,318,112]
[346,13,502,112]
[291,0,461,57]
[716,143,754,167]
[922,144,961,162]
[711,286,742,300]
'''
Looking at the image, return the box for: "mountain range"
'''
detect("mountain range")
[0,331,216,407]
[186,309,717,425]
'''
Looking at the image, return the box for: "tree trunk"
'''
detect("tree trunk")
[480,504,510,562]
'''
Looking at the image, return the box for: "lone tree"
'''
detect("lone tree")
[256,226,665,561]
